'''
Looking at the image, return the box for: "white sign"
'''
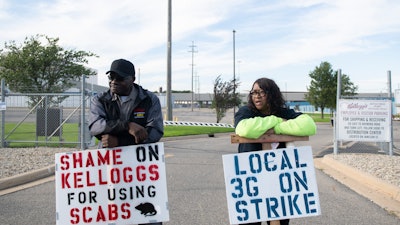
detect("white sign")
[337,99,391,142]
[223,146,320,224]
[55,143,169,225]
[0,102,6,111]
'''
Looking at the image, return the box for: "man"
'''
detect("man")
[89,58,164,225]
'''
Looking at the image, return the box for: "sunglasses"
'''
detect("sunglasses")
[108,74,131,82]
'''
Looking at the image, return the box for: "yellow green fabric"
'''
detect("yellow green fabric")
[235,114,316,139]
[273,114,316,136]
[235,115,283,139]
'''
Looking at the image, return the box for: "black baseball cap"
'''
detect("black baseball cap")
[106,59,135,78]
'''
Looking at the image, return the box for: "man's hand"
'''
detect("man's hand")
[265,128,275,135]
[101,134,118,148]
[128,122,148,144]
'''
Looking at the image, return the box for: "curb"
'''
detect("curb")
[0,165,55,191]
[314,155,400,218]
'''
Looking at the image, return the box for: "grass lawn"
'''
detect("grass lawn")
[306,113,331,123]
[3,115,327,147]
[163,125,234,137]
[3,123,235,147]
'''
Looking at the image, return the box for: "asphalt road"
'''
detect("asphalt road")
[1,124,399,224]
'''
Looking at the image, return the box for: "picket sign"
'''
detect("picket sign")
[55,142,169,225]
[224,134,320,225]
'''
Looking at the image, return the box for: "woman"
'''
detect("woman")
[234,77,316,225]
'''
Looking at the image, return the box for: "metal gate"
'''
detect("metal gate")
[0,77,92,150]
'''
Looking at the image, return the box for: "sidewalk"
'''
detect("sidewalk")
[314,153,400,218]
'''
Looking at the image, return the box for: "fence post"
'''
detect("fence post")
[1,79,5,148]
[334,69,342,155]
[80,75,86,150]
[387,70,393,156]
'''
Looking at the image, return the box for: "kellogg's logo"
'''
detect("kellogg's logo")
[347,103,367,110]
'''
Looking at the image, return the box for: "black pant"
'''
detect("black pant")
[241,219,290,225]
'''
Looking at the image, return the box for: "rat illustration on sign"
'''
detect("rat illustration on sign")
[135,202,157,216]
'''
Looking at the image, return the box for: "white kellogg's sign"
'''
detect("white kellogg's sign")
[337,99,391,142]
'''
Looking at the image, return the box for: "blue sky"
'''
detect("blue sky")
[1,0,399,94]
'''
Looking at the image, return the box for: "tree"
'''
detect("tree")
[211,75,241,123]
[0,34,97,107]
[305,61,357,119]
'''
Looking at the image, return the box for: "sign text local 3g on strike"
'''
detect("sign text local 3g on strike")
[223,146,321,224]
[55,142,169,225]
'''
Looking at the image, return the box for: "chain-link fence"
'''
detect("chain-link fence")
[0,79,92,149]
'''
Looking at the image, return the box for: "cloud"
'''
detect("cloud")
[0,0,399,93]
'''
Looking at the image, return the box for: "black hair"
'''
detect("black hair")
[248,77,287,115]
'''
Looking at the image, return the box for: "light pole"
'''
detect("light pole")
[233,30,236,116]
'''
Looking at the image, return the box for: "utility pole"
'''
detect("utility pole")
[233,30,236,116]
[166,0,172,120]
[189,41,198,112]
